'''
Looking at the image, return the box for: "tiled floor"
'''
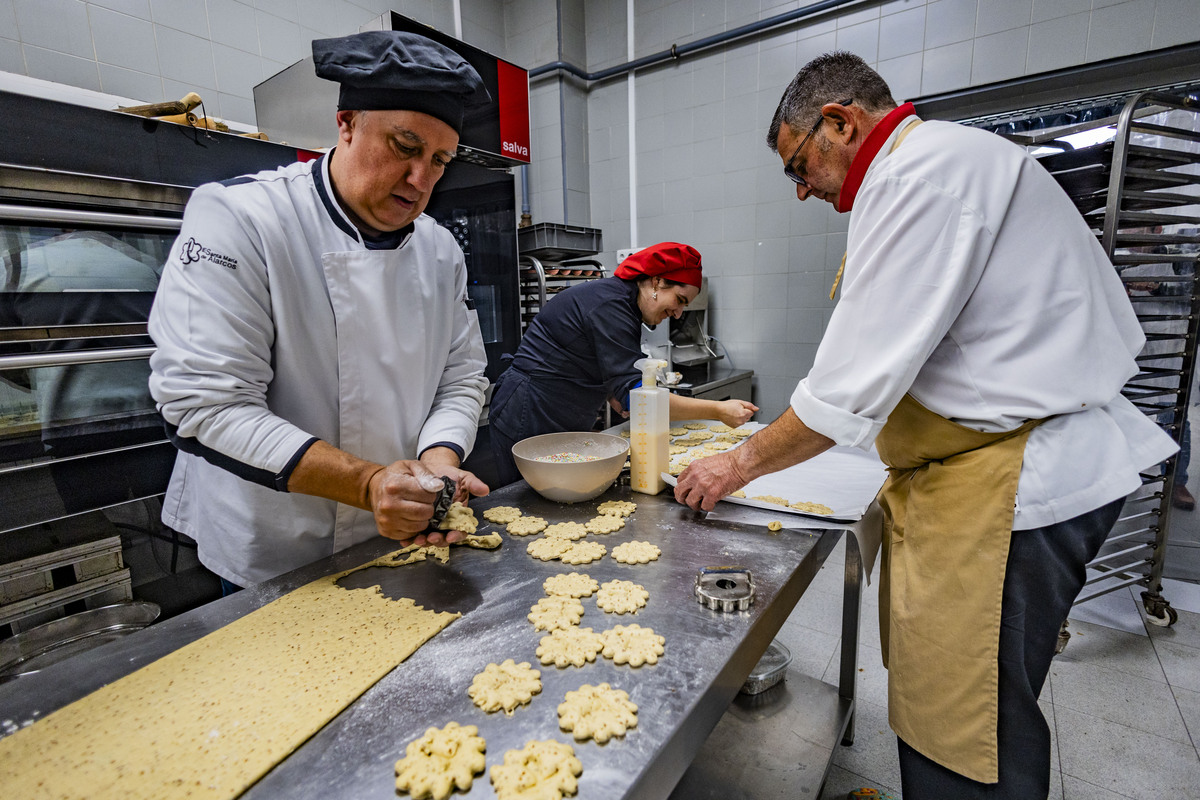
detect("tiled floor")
[770,535,1200,800]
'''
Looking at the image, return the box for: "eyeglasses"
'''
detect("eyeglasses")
[783,98,853,187]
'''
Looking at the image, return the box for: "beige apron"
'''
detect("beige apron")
[874,394,1046,783]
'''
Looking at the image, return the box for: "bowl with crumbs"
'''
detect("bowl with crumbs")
[512,432,630,503]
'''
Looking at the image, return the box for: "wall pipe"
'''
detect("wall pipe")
[626,0,637,250]
[528,0,868,83]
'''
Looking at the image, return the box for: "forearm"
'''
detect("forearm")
[420,445,462,470]
[732,408,834,483]
[668,394,717,420]
[286,439,382,511]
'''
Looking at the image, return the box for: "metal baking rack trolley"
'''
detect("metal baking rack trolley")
[1030,91,1200,637]
[516,222,605,331]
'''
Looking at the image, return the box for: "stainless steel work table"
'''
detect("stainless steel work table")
[0,483,863,799]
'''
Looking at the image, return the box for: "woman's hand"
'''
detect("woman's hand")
[715,399,758,428]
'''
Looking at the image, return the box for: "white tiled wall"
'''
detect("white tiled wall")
[0,0,479,126]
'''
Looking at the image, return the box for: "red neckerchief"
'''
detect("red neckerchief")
[836,102,917,213]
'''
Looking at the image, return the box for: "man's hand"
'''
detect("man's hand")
[674,450,749,512]
[367,460,456,546]
[367,461,489,548]
[715,399,758,428]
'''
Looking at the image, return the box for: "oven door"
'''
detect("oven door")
[1,203,181,534]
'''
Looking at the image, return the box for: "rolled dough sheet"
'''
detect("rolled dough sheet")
[0,552,460,799]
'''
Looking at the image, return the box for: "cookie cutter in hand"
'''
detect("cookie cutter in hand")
[428,475,458,530]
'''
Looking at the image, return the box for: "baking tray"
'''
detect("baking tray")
[605,419,888,522]
[0,600,160,682]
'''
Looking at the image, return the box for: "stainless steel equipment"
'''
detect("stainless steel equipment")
[0,485,864,799]
[1029,91,1200,630]
[0,87,316,627]
[511,431,629,502]
[517,222,605,331]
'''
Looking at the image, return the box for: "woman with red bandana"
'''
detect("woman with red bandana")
[488,241,757,486]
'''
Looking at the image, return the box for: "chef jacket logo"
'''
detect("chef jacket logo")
[180,237,238,270]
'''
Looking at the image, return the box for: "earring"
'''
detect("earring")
[653,291,658,300]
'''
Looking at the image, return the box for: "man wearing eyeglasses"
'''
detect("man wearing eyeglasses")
[675,52,1175,800]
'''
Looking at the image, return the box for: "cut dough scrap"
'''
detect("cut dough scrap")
[544,521,588,541]
[596,580,648,614]
[790,500,834,515]
[584,515,624,534]
[468,659,542,716]
[596,499,637,517]
[557,683,638,744]
[536,626,604,668]
[751,494,791,507]
[508,516,549,536]
[0,551,459,800]
[527,536,574,561]
[483,505,523,524]
[560,540,607,565]
[394,721,487,800]
[610,541,661,565]
[464,532,503,549]
[543,572,599,598]
[438,502,478,533]
[767,521,783,532]
[528,596,585,631]
[730,490,747,498]
[601,624,665,667]
[490,740,582,800]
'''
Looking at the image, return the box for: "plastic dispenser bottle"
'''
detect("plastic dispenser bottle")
[629,358,669,495]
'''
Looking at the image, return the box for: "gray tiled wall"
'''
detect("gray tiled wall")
[566,0,1200,421]
[0,0,482,125]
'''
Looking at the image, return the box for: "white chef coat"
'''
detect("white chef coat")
[148,153,487,585]
[791,116,1177,529]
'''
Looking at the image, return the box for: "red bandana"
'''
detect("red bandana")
[835,102,916,213]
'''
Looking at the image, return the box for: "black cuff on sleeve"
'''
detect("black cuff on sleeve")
[163,421,318,493]
[420,441,465,462]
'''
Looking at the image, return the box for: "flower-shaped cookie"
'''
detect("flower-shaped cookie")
[468,659,542,716]
[596,580,648,614]
[610,541,660,565]
[490,740,582,800]
[583,515,624,535]
[536,626,604,668]
[482,505,523,524]
[544,521,588,541]
[527,536,573,561]
[507,516,548,535]
[596,499,637,517]
[394,721,486,800]
[544,572,599,598]
[601,624,665,667]
[560,541,606,565]
[557,683,638,743]
[528,596,585,631]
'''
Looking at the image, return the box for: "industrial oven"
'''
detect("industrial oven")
[0,88,319,632]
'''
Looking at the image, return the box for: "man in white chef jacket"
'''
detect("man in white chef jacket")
[149,31,490,591]
[675,52,1177,799]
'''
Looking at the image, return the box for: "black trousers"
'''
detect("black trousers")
[897,497,1125,800]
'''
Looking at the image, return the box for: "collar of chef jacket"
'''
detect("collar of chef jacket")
[836,101,917,213]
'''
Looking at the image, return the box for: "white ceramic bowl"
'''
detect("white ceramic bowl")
[512,431,630,503]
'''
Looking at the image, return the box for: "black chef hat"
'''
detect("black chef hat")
[312,30,489,134]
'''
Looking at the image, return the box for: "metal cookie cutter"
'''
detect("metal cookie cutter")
[695,566,755,612]
[428,476,458,530]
